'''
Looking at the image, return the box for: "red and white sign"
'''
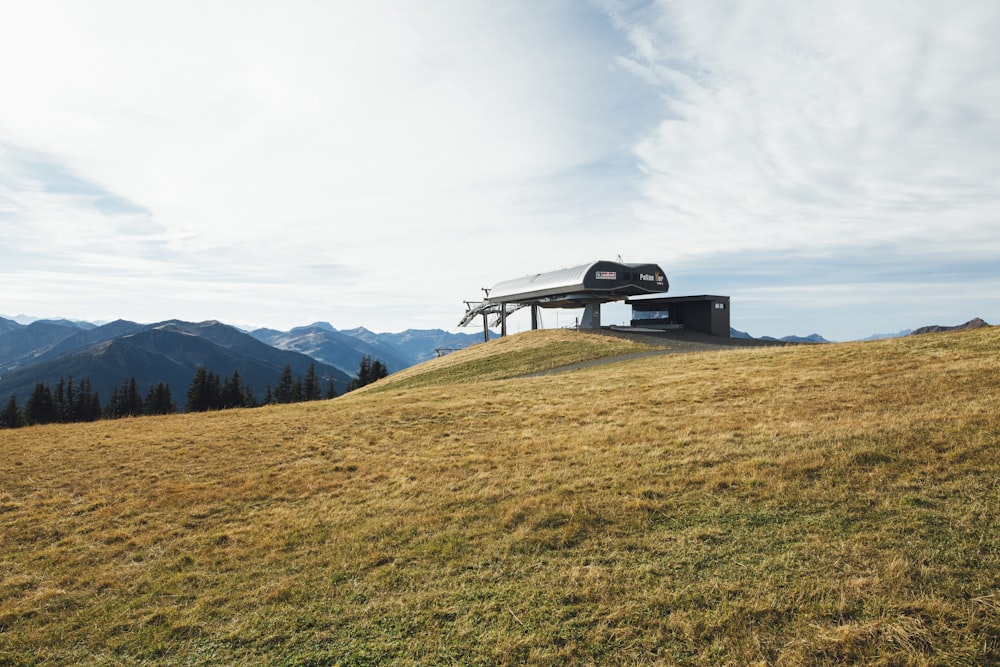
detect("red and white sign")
[596,271,617,280]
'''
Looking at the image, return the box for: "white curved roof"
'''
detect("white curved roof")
[486,260,668,305]
[488,263,594,302]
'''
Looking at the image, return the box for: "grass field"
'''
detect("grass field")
[1,327,998,665]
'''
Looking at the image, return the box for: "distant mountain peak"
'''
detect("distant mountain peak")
[289,323,332,336]
[249,324,489,375]
[858,329,912,341]
[783,333,830,344]
[731,328,830,343]
[910,317,991,336]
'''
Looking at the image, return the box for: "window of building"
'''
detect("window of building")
[633,309,671,320]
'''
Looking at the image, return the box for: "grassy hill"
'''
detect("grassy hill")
[1,328,997,665]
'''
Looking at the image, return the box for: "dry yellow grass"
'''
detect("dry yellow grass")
[363,328,655,390]
[1,327,998,665]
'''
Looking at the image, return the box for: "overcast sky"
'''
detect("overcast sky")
[2,0,998,340]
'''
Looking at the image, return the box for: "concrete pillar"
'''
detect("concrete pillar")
[581,303,601,329]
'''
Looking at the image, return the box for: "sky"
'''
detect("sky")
[1,0,998,341]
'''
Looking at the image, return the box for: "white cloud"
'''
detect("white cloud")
[615,1,1000,260]
[1,1,997,338]
[0,1,655,328]
[2,2,632,235]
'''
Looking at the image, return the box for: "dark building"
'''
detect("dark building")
[627,295,731,337]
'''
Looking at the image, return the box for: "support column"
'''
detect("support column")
[581,303,602,329]
[531,304,539,330]
[500,302,508,337]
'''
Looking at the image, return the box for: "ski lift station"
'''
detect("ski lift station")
[460,260,730,339]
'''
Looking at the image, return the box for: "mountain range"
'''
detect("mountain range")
[730,317,989,343]
[0,317,487,408]
[1,314,989,409]
[247,322,492,375]
[729,328,833,343]
[0,319,348,407]
[909,317,991,336]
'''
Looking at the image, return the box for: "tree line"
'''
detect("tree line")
[1,356,387,429]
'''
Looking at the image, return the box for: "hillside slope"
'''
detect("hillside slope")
[0,320,85,373]
[368,328,655,390]
[1,327,998,665]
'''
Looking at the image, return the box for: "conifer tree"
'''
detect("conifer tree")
[43,376,99,423]
[186,367,211,412]
[207,372,223,410]
[104,378,142,418]
[146,382,176,415]
[104,385,120,419]
[53,377,67,422]
[304,362,321,402]
[64,376,76,421]
[353,356,372,390]
[325,378,337,400]
[1,395,24,429]
[25,383,57,425]
[347,355,388,391]
[125,378,143,417]
[85,386,102,422]
[222,376,232,407]
[72,378,100,422]
[243,384,257,408]
[276,364,294,404]
[221,369,244,409]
